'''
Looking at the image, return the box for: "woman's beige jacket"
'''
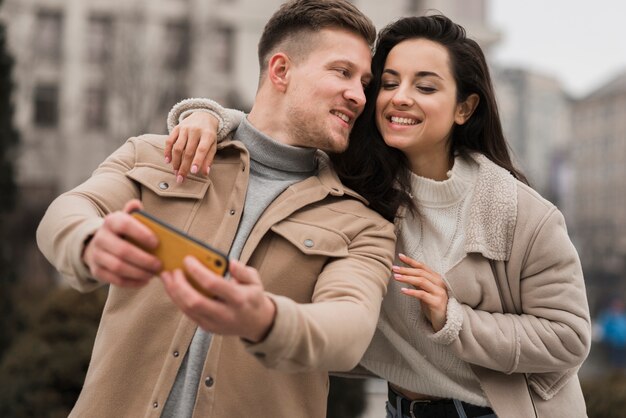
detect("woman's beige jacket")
[435,154,590,417]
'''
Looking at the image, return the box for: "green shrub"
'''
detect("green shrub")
[0,286,107,418]
[582,371,626,418]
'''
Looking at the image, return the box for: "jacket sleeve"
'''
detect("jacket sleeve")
[447,207,591,375]
[242,221,396,372]
[166,97,244,141]
[36,138,142,292]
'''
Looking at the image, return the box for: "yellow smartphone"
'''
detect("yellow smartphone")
[129,209,228,297]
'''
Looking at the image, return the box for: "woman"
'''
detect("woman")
[164,15,590,418]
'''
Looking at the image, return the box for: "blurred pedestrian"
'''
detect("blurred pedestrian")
[597,297,626,369]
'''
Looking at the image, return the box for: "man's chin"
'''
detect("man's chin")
[335,142,349,153]
[322,144,348,154]
[325,135,350,153]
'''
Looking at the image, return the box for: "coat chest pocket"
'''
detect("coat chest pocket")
[270,220,350,257]
[253,221,350,301]
[125,165,210,229]
[126,165,209,199]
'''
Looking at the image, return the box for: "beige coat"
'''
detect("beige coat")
[436,154,590,417]
[37,134,396,418]
[341,153,590,418]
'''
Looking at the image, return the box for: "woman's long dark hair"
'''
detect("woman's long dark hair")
[331,14,527,222]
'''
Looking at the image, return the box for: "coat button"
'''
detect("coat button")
[158,181,169,190]
[229,209,236,215]
[173,351,179,357]
[304,239,314,248]
[205,376,214,387]
[153,402,159,408]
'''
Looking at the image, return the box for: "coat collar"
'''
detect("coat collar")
[314,151,369,205]
[219,136,369,206]
[464,153,518,261]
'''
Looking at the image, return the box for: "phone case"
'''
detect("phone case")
[130,209,229,297]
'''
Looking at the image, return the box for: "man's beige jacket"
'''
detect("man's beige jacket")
[37,134,396,418]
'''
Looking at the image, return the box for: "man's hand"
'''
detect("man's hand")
[83,200,162,287]
[165,111,220,182]
[160,257,276,343]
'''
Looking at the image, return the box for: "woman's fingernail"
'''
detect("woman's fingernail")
[392,266,400,272]
[206,167,211,176]
[191,164,198,174]
[177,175,184,184]
[165,156,171,163]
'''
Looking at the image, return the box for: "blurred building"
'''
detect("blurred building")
[1,0,249,197]
[568,71,626,301]
[492,67,572,197]
[0,0,498,197]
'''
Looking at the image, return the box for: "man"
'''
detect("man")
[36,1,395,417]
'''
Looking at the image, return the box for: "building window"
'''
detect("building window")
[34,84,59,128]
[215,25,234,73]
[35,9,63,62]
[87,14,114,64]
[163,20,190,70]
[85,87,108,130]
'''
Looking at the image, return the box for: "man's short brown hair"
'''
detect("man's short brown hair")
[257,0,376,74]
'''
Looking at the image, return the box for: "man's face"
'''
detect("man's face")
[284,28,372,153]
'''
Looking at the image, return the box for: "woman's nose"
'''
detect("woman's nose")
[391,87,414,107]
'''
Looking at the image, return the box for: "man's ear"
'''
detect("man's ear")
[454,93,479,125]
[267,53,291,92]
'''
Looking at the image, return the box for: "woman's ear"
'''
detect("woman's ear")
[454,93,479,125]
[267,53,291,92]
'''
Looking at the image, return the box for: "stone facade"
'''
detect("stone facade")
[569,71,626,299]
[1,0,494,193]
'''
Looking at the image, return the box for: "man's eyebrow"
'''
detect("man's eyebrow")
[329,59,372,72]
[327,59,352,69]
[329,59,373,79]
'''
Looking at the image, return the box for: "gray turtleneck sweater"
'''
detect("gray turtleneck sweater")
[162,117,317,418]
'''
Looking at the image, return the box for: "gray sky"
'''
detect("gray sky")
[488,0,626,98]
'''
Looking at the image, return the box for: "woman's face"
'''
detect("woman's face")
[375,38,469,174]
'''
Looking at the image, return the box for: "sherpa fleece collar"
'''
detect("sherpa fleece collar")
[464,153,517,261]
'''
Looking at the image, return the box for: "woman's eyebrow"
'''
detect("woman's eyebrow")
[382,68,443,80]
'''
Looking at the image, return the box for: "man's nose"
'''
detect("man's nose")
[344,82,366,110]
